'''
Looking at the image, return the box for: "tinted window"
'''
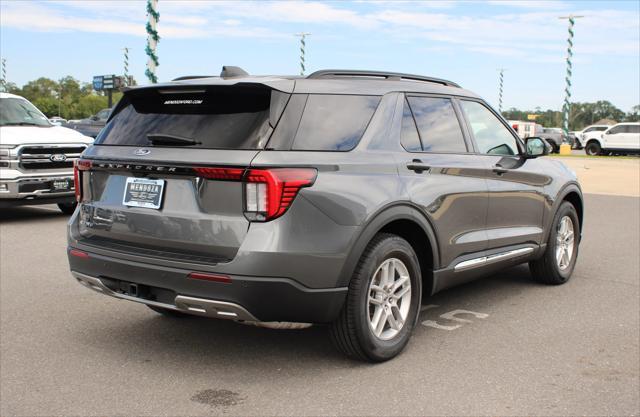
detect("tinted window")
[95,87,275,149]
[607,125,624,134]
[407,96,466,153]
[292,95,380,151]
[460,100,519,155]
[586,126,607,132]
[400,99,421,152]
[627,124,640,134]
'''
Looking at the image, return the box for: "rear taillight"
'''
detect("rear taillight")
[243,168,317,221]
[74,159,92,202]
[193,166,317,222]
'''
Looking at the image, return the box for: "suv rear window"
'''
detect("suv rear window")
[291,95,380,151]
[95,86,283,150]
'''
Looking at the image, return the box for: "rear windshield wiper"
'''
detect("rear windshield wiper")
[146,133,201,146]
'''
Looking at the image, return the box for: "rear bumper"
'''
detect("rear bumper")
[68,247,347,324]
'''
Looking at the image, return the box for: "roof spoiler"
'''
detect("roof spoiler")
[171,66,249,82]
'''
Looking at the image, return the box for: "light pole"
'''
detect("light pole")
[0,59,6,92]
[559,15,584,143]
[123,47,130,86]
[497,68,506,114]
[295,33,311,76]
[145,0,160,83]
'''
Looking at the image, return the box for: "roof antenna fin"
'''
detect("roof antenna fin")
[220,66,249,78]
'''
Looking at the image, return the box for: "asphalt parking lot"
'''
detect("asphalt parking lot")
[1,192,639,416]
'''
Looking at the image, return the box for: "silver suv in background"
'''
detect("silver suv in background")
[0,93,93,213]
[67,68,583,361]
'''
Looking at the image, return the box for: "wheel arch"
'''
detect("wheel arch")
[543,183,584,243]
[336,203,439,294]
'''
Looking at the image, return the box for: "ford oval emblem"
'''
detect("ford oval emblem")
[50,154,67,162]
[134,148,151,156]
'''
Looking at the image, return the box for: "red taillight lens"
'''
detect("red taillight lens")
[244,168,317,221]
[193,167,244,181]
[74,159,92,202]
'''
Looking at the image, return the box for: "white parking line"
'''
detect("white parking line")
[420,306,489,331]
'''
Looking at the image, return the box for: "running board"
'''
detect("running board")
[454,247,534,272]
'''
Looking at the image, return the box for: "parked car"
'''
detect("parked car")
[574,124,612,150]
[538,127,565,153]
[584,122,640,155]
[67,68,583,361]
[48,116,67,126]
[0,92,93,213]
[66,108,111,138]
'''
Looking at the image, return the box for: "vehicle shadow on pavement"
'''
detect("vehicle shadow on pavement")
[0,206,68,223]
[73,264,541,371]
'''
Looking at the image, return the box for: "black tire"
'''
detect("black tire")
[329,233,422,362]
[57,202,77,214]
[585,141,601,156]
[147,305,192,318]
[529,202,580,285]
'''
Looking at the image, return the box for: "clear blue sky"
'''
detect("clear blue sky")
[1,0,638,111]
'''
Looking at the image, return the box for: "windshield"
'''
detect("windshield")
[0,98,51,127]
[95,86,281,150]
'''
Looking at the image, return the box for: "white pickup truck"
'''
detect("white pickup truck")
[0,93,93,213]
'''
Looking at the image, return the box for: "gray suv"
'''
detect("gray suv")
[67,68,583,361]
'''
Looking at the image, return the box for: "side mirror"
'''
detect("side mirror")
[524,137,550,158]
[90,115,99,121]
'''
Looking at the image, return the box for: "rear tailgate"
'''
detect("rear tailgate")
[74,83,290,264]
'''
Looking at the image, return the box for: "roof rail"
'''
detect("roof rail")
[172,75,214,81]
[306,69,460,88]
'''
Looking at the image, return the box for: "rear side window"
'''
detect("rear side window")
[291,95,380,151]
[400,99,421,152]
[406,96,467,153]
[627,124,640,134]
[95,86,282,150]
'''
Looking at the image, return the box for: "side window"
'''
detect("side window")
[292,94,381,151]
[400,99,422,152]
[627,124,640,134]
[595,126,608,131]
[460,100,519,156]
[607,125,624,134]
[406,96,467,153]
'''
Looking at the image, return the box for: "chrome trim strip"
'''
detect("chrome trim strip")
[454,247,534,272]
[71,271,259,321]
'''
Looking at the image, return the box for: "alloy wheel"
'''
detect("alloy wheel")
[367,258,412,340]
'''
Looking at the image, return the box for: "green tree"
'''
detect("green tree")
[31,96,59,117]
[20,77,59,102]
[625,105,640,122]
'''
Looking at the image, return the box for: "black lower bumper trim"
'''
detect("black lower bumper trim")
[68,247,347,324]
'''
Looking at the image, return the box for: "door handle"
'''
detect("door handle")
[407,159,431,173]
